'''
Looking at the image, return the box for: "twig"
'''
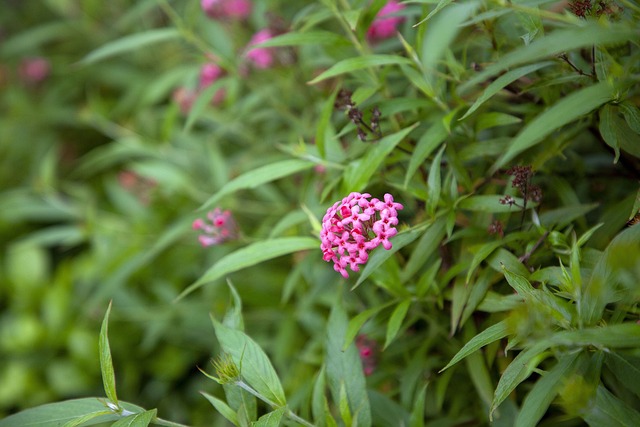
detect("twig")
[519,231,550,265]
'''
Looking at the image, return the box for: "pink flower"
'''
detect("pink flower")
[320,192,403,278]
[172,87,197,115]
[245,29,275,69]
[193,208,238,247]
[19,57,50,84]
[367,0,406,41]
[201,0,252,20]
[356,335,377,376]
[198,63,226,105]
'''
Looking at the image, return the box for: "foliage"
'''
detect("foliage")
[1,0,640,426]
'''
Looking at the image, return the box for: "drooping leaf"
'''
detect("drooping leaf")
[441,320,510,372]
[212,319,287,407]
[426,145,445,217]
[404,119,448,188]
[80,28,180,64]
[201,392,239,426]
[308,55,413,85]
[178,237,318,300]
[384,300,412,349]
[200,160,315,210]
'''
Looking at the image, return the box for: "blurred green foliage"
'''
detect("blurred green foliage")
[1,0,639,426]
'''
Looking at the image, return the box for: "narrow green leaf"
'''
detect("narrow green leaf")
[184,78,227,132]
[583,384,640,427]
[491,341,552,418]
[342,123,418,193]
[466,232,527,284]
[401,217,447,282]
[492,81,614,173]
[325,300,371,427]
[476,112,521,132]
[177,237,318,300]
[80,28,180,64]
[409,385,427,427]
[550,323,640,349]
[62,411,114,427]
[440,320,510,372]
[343,302,394,351]
[620,102,640,134]
[111,409,157,427]
[0,399,144,427]
[200,160,315,210]
[256,31,348,47]
[515,352,580,427]
[465,348,494,407]
[338,382,353,427]
[604,352,640,399]
[458,195,533,213]
[212,319,287,407]
[312,367,327,427]
[223,280,245,331]
[427,145,445,217]
[414,0,454,26]
[201,392,239,426]
[384,300,411,349]
[254,407,286,427]
[599,104,622,163]
[316,88,340,159]
[459,62,554,120]
[404,120,448,188]
[99,302,118,406]
[308,55,413,84]
[459,23,636,93]
[354,227,423,289]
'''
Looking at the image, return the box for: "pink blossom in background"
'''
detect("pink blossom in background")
[245,29,275,69]
[193,208,238,247]
[19,57,50,84]
[172,87,197,115]
[356,335,377,376]
[367,0,406,41]
[118,171,157,205]
[201,0,252,20]
[320,192,403,278]
[198,63,227,104]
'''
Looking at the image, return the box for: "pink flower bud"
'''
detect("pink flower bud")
[245,29,275,69]
[367,0,406,41]
[19,57,50,84]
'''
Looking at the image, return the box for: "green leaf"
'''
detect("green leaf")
[620,102,640,134]
[342,123,418,193]
[343,302,394,351]
[426,145,445,217]
[0,399,144,427]
[80,28,180,64]
[599,104,622,163]
[223,280,245,331]
[308,55,413,84]
[325,300,371,427]
[338,382,353,427]
[401,217,447,282]
[604,352,640,399]
[492,81,614,173]
[200,160,315,211]
[354,227,423,289]
[384,300,411,349]
[253,407,286,427]
[177,237,318,300]
[409,385,427,427]
[583,385,640,427]
[550,323,640,349]
[515,352,580,427]
[459,23,636,93]
[459,62,554,120]
[404,120,448,188]
[316,88,340,159]
[212,319,287,407]
[312,367,328,427]
[475,112,521,132]
[440,320,510,372]
[458,195,533,213]
[491,341,552,418]
[414,0,454,26]
[99,302,118,406]
[256,31,348,47]
[111,409,157,427]
[201,392,239,426]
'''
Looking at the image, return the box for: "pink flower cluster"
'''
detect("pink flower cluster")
[201,0,252,20]
[19,57,50,84]
[320,192,403,278]
[367,0,406,41]
[192,208,238,247]
[356,335,377,376]
[245,29,275,69]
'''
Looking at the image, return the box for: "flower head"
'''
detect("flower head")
[320,192,403,278]
[245,29,275,69]
[367,0,406,41]
[198,62,227,105]
[201,0,252,20]
[193,208,238,247]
